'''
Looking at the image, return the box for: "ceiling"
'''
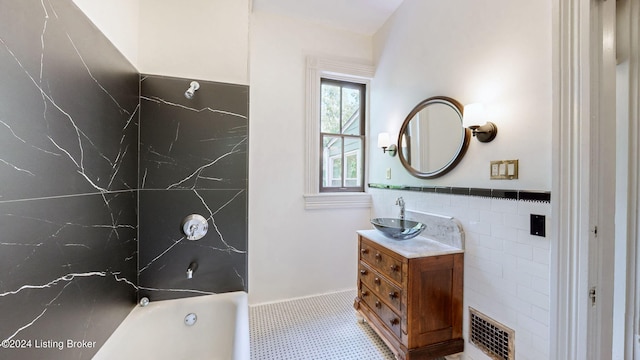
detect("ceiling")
[251,0,405,36]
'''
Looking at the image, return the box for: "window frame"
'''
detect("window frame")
[303,56,374,209]
[319,78,366,193]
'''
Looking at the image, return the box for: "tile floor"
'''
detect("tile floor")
[249,289,396,360]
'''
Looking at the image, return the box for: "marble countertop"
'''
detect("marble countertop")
[357,229,464,259]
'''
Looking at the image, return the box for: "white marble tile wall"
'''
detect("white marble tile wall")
[369,188,551,360]
[404,210,464,249]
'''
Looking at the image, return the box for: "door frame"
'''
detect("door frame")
[552,0,617,358]
[618,0,640,357]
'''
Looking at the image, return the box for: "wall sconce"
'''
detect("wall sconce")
[377,132,397,157]
[463,103,498,143]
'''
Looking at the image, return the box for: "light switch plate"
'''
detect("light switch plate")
[491,163,499,176]
[490,160,519,180]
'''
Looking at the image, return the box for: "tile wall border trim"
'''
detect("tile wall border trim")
[368,183,551,203]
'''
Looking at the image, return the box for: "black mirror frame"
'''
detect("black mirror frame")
[397,96,471,179]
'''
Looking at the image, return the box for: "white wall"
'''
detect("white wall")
[371,0,552,190]
[248,11,373,304]
[369,0,552,359]
[137,0,249,84]
[73,0,249,84]
[72,0,140,67]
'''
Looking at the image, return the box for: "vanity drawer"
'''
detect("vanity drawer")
[360,284,402,340]
[359,262,402,312]
[359,237,404,284]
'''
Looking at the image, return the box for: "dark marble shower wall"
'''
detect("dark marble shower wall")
[0,1,138,359]
[138,75,248,301]
[0,2,249,359]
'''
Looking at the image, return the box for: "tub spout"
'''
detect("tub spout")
[187,261,198,279]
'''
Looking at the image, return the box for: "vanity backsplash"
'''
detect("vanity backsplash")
[404,210,464,250]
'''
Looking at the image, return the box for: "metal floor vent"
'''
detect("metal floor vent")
[469,308,514,360]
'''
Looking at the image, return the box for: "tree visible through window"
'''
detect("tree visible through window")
[320,79,365,192]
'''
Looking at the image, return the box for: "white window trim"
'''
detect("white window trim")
[304,56,374,210]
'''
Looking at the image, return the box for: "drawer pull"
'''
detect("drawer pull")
[360,248,369,254]
[375,253,382,260]
[361,290,369,297]
[360,269,368,275]
[375,301,382,309]
[374,277,381,285]
[390,264,399,272]
[389,318,400,326]
[388,292,398,299]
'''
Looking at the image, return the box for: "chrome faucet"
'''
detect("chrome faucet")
[395,197,405,220]
[187,261,198,279]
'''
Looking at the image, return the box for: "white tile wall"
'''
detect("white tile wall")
[369,188,551,360]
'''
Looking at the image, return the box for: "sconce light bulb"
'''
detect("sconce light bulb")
[377,132,397,156]
[378,132,391,148]
[463,103,485,128]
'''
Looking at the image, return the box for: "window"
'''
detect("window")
[320,79,365,192]
[303,57,373,209]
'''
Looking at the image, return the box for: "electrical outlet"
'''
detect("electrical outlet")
[386,168,391,179]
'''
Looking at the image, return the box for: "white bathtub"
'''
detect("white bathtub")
[93,291,249,360]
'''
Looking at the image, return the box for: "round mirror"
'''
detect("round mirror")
[398,96,470,179]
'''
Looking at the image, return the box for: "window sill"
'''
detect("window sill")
[303,193,372,210]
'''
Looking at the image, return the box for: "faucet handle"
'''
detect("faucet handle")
[395,196,404,205]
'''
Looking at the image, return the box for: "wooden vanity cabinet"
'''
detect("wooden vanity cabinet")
[354,234,464,360]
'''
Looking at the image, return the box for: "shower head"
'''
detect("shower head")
[184,81,200,99]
